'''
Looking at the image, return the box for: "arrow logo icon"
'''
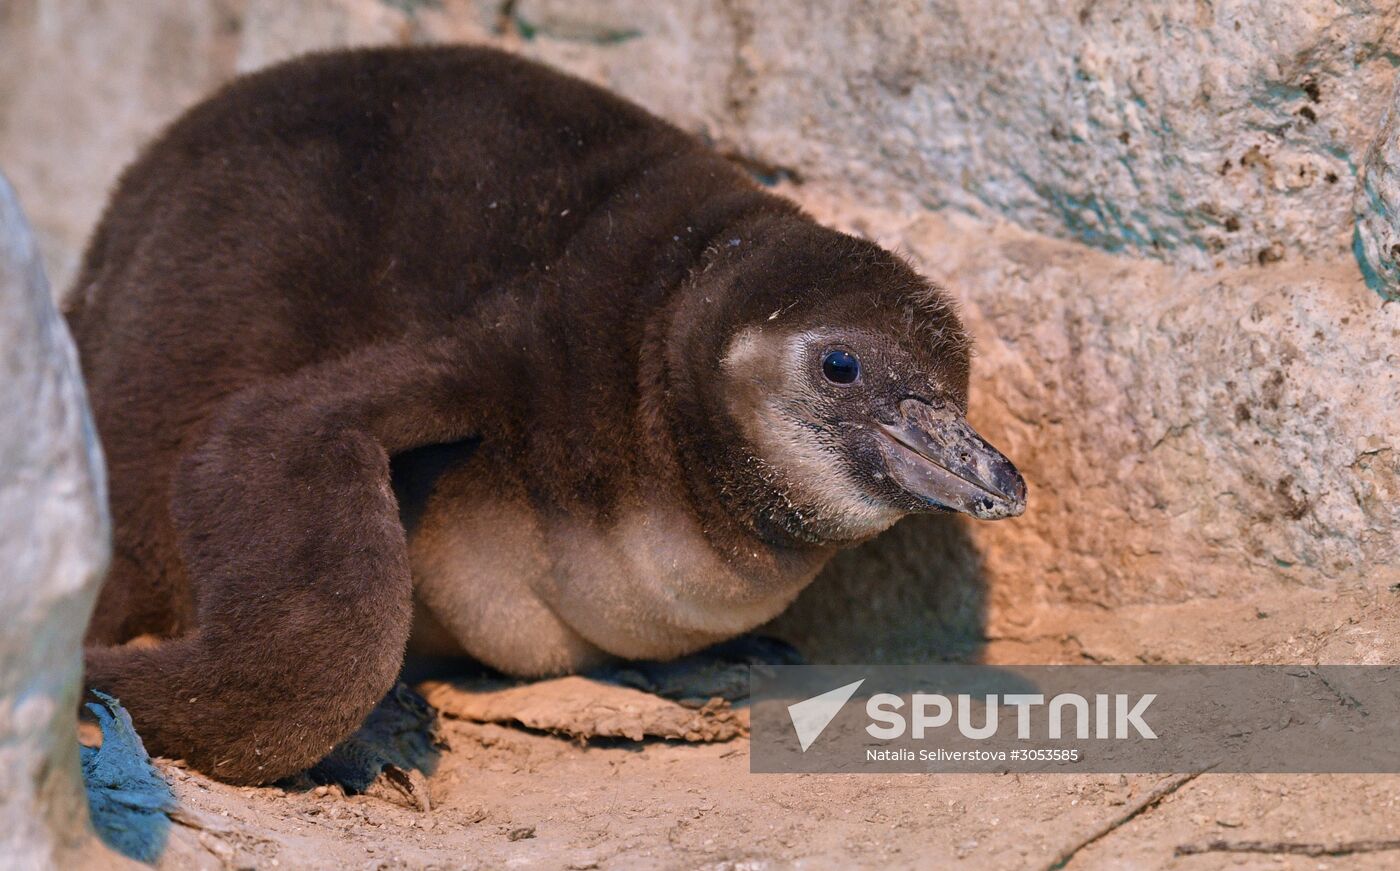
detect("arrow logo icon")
[786,679,865,751]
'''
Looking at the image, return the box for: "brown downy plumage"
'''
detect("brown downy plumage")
[70,45,1025,785]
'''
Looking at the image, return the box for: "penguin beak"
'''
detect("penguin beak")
[876,399,1027,520]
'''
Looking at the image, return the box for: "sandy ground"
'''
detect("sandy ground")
[138,586,1400,871]
[154,735,1400,871]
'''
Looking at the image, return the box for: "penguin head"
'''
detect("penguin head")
[676,219,1026,545]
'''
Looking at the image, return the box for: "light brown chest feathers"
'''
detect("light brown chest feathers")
[404,470,826,677]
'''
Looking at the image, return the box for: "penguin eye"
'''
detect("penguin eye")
[821,349,861,385]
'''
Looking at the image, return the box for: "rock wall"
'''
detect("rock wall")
[775,195,1399,655]
[491,0,1400,269]
[0,170,113,868]
[7,0,1400,283]
[0,0,1395,661]
[1356,75,1400,301]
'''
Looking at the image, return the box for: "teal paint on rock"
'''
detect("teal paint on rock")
[1353,78,1400,302]
[81,691,175,864]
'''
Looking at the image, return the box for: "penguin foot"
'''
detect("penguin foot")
[287,683,443,810]
[590,634,804,703]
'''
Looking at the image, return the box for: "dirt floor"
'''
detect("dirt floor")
[137,585,1400,871]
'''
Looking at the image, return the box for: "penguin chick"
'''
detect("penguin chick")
[72,45,1026,785]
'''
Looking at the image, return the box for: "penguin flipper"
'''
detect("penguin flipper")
[84,335,488,785]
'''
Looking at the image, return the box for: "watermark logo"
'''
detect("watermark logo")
[865,691,1157,740]
[752,665,1400,774]
[787,678,864,751]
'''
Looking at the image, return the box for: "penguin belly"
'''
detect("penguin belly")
[403,465,815,677]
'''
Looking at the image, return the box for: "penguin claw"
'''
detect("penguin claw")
[287,683,443,808]
[288,639,797,797]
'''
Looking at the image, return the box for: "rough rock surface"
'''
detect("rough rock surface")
[0,170,113,868]
[0,1,1396,664]
[1356,75,1400,301]
[6,0,1400,284]
[775,192,1400,650]
[490,0,1400,270]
